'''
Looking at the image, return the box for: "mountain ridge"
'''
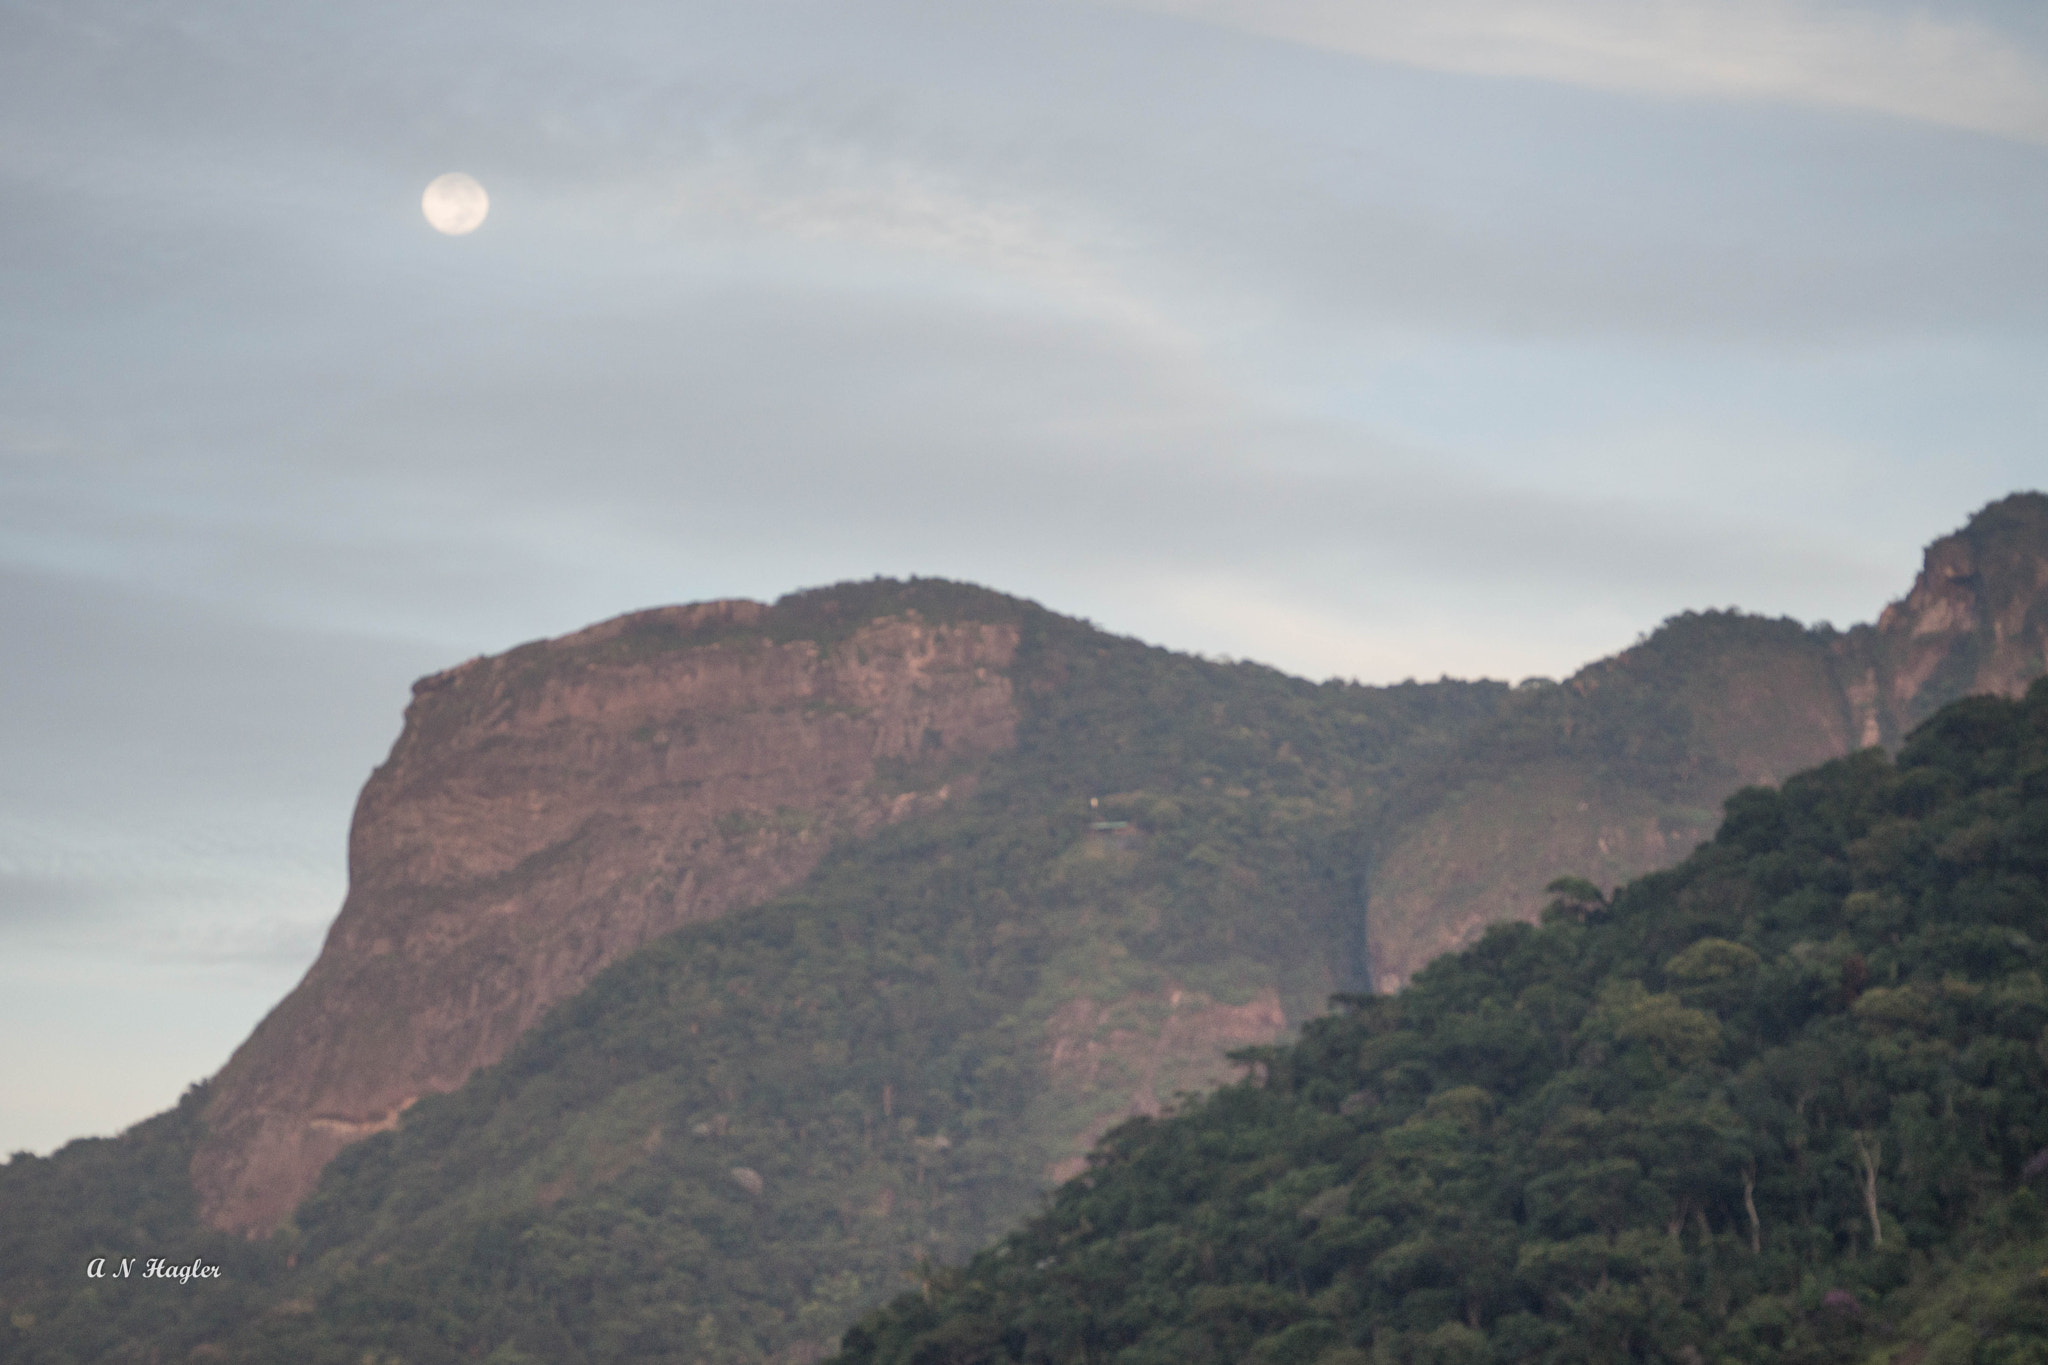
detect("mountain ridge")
[2,495,2045,1365]
[1362,491,2048,986]
[195,492,2048,1234]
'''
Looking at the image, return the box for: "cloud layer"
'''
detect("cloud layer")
[1116,0,2048,142]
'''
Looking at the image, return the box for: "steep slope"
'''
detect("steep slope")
[841,679,2048,1365]
[1363,491,2048,987]
[0,587,1501,1364]
[4,499,2046,1365]
[1855,488,2048,728]
[195,591,1026,1234]
[186,492,2048,1232]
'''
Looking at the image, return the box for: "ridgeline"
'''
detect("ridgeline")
[2,495,2045,1365]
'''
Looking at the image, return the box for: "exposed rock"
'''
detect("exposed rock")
[1368,766,1714,994]
[1365,493,2048,989]
[192,601,1018,1234]
[186,497,2048,1230]
[1037,984,1287,1183]
[1856,492,2048,735]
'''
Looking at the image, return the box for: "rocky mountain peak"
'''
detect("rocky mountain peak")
[1364,493,2048,991]
[192,590,1023,1234]
[1864,490,2048,731]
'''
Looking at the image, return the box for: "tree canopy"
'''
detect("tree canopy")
[839,680,2048,1365]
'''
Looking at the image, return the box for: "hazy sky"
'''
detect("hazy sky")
[4,0,2046,1155]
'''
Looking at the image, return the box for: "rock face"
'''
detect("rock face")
[188,495,2048,1233]
[1038,985,1288,1184]
[1854,491,2048,738]
[193,601,1020,1234]
[1365,492,2048,989]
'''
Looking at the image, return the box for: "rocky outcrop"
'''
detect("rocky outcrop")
[1366,766,1714,994]
[1365,493,2048,990]
[1848,491,2048,740]
[1037,984,1288,1184]
[193,601,1020,1234]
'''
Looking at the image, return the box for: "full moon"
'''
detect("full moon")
[422,172,489,235]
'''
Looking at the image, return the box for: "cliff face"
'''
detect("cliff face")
[1364,492,2048,989]
[1851,491,2048,739]
[1037,983,1287,1184]
[185,497,2048,1233]
[13,507,2047,1363]
[192,601,1020,1234]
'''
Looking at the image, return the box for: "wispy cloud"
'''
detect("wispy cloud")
[1107,0,2048,142]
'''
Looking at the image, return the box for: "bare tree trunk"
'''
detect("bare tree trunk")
[1667,1196,1690,1241]
[1742,1166,1762,1254]
[1852,1131,1884,1248]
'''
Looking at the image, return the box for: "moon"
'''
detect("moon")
[422,172,489,236]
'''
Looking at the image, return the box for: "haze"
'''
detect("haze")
[3,0,2046,1154]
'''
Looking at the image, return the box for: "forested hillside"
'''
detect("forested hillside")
[1364,491,2048,987]
[0,593,1500,1365]
[842,679,2048,1365]
[2,496,2044,1365]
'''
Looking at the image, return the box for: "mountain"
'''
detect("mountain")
[201,492,2048,1235]
[837,675,2048,1365]
[194,592,1026,1234]
[1363,491,2048,988]
[2,581,1499,1365]
[1,495,2044,1365]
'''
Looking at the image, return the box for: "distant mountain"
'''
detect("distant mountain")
[1,494,2043,1365]
[1365,490,2048,987]
[3,582,1498,1364]
[837,676,2048,1365]
[194,592,1030,1235]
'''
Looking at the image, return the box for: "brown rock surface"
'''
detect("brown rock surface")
[193,601,1019,1234]
[1860,492,2048,735]
[1037,984,1288,1184]
[1366,492,2048,990]
[1367,766,1714,994]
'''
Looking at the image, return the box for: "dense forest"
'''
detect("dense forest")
[839,679,2048,1365]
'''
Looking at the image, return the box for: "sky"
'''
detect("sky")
[3,0,2046,1156]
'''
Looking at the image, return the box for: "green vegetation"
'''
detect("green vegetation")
[840,679,2048,1365]
[1379,609,1826,831]
[0,1088,283,1362]
[6,552,2045,1365]
[0,594,1499,1365]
